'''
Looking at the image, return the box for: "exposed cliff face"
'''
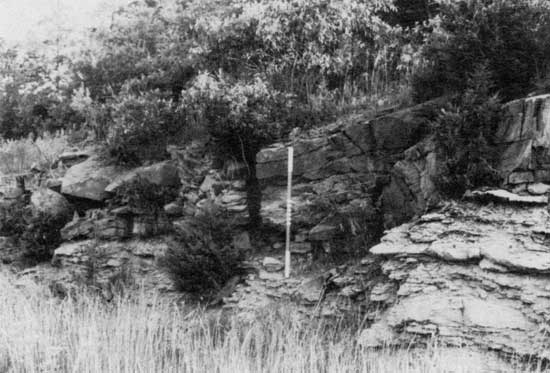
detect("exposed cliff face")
[497,94,550,185]
[255,101,443,252]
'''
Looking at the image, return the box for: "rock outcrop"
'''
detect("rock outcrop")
[48,238,175,294]
[255,100,443,254]
[361,194,550,358]
[61,156,123,201]
[497,94,550,186]
[61,157,181,203]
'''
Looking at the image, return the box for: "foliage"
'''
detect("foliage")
[0,201,63,262]
[161,204,244,296]
[1,0,424,164]
[412,0,550,102]
[0,45,83,139]
[433,65,503,197]
[108,175,179,213]
[180,73,289,162]
[20,211,64,262]
[71,0,419,164]
[383,0,440,28]
[0,132,69,174]
[104,89,184,165]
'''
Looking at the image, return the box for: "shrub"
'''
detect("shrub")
[108,176,179,214]
[160,204,244,296]
[433,65,503,197]
[0,201,63,263]
[104,89,183,165]
[412,0,550,103]
[180,73,287,163]
[20,211,64,262]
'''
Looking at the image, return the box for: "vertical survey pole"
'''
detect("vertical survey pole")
[285,146,294,278]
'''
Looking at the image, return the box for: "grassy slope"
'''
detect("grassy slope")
[0,270,542,373]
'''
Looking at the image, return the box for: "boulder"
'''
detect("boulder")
[61,156,122,201]
[294,276,325,305]
[105,161,181,194]
[527,182,550,195]
[262,257,284,272]
[232,231,252,251]
[55,150,91,168]
[164,202,182,217]
[30,188,73,223]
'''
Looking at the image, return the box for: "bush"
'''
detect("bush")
[433,65,503,197]
[412,0,550,103]
[108,176,179,214]
[160,204,244,296]
[104,89,183,165]
[180,74,287,163]
[0,201,64,262]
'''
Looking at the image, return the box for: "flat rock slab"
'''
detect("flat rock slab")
[466,189,548,205]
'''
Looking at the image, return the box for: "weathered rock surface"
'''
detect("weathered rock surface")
[61,157,180,203]
[497,94,550,185]
[364,198,550,358]
[50,238,174,293]
[256,100,442,244]
[105,161,181,194]
[61,208,173,241]
[61,210,132,241]
[30,188,73,223]
[61,156,122,201]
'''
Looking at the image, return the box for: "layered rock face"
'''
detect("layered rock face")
[256,101,443,251]
[362,195,550,357]
[20,141,251,294]
[18,238,175,298]
[497,94,550,186]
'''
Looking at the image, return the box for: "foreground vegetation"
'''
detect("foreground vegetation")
[0,270,545,373]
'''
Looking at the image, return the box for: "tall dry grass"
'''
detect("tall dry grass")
[0,132,69,175]
[0,270,544,373]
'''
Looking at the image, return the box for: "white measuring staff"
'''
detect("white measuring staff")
[284,146,294,278]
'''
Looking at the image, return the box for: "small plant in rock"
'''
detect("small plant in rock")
[160,203,244,297]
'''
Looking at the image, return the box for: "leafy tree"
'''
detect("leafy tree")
[412,0,550,102]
